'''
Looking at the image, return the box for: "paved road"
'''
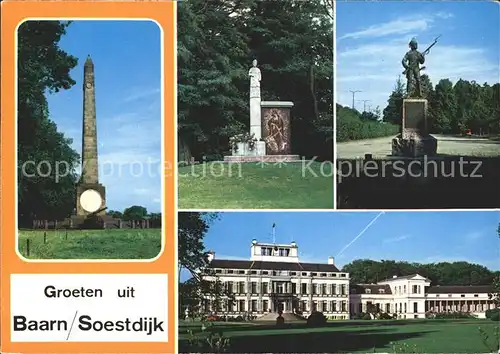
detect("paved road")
[336,134,500,159]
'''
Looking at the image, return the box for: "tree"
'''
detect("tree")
[108,210,123,218]
[122,205,148,220]
[178,212,219,279]
[382,76,405,125]
[17,21,79,226]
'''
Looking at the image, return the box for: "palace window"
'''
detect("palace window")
[341,285,347,295]
[313,284,318,295]
[340,274,346,277]
[301,283,307,294]
[313,273,318,276]
[227,270,234,274]
[263,282,268,293]
[403,285,407,294]
[251,271,257,274]
[251,300,257,312]
[238,270,245,274]
[215,269,222,274]
[331,284,337,294]
[251,282,257,294]
[262,271,269,275]
[292,283,297,293]
[474,294,479,297]
[365,289,371,294]
[239,300,245,311]
[341,301,346,312]
[263,300,269,312]
[386,303,391,313]
[412,285,418,294]
[276,283,284,294]
[418,285,421,294]
[291,272,296,276]
[378,289,385,294]
[322,301,328,312]
[330,273,336,277]
[404,303,407,313]
[302,272,307,276]
[239,282,245,293]
[321,273,327,277]
[322,284,327,294]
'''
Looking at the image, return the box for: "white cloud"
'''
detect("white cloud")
[383,234,411,243]
[338,13,453,40]
[122,87,161,103]
[337,14,498,112]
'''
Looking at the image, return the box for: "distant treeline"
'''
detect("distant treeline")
[342,259,498,286]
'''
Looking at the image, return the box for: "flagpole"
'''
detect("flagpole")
[272,223,276,244]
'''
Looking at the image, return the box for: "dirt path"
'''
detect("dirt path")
[336,134,500,158]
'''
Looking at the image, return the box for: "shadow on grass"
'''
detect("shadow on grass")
[179,325,433,353]
[337,156,500,209]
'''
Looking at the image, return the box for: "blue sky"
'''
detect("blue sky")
[198,211,500,275]
[42,20,162,213]
[336,1,499,113]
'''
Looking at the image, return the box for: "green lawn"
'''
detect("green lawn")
[179,319,499,353]
[18,229,162,259]
[178,161,333,209]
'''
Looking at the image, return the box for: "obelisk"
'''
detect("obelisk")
[75,55,106,216]
[81,55,99,184]
[249,59,262,139]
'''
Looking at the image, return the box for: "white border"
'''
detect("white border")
[172,1,179,352]
[333,0,338,210]
[14,18,167,263]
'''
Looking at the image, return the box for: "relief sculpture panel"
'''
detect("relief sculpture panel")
[261,107,292,155]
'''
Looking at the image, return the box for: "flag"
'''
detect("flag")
[272,223,276,228]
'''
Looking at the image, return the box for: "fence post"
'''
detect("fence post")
[65,230,68,240]
[43,231,47,244]
[26,239,30,257]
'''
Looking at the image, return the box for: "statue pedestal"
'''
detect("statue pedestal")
[392,98,437,157]
[231,141,266,157]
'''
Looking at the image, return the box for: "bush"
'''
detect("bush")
[485,308,500,321]
[307,311,327,327]
[433,311,476,319]
[379,312,393,320]
[362,313,372,320]
[336,104,399,142]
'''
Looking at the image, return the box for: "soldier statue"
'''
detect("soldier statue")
[401,35,441,98]
[402,38,425,98]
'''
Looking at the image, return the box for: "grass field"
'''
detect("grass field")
[178,161,334,209]
[178,319,499,353]
[18,229,162,259]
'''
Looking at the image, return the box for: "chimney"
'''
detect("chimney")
[252,239,257,245]
[328,256,335,265]
[392,275,397,279]
[291,241,296,247]
[207,251,215,263]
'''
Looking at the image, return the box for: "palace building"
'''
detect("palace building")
[202,239,350,319]
[200,240,495,320]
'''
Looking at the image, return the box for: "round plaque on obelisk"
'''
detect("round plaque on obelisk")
[79,189,102,213]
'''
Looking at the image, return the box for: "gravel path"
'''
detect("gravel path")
[336,134,500,159]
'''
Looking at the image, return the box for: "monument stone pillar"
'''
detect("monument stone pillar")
[392,98,437,157]
[249,60,262,139]
[76,55,107,216]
